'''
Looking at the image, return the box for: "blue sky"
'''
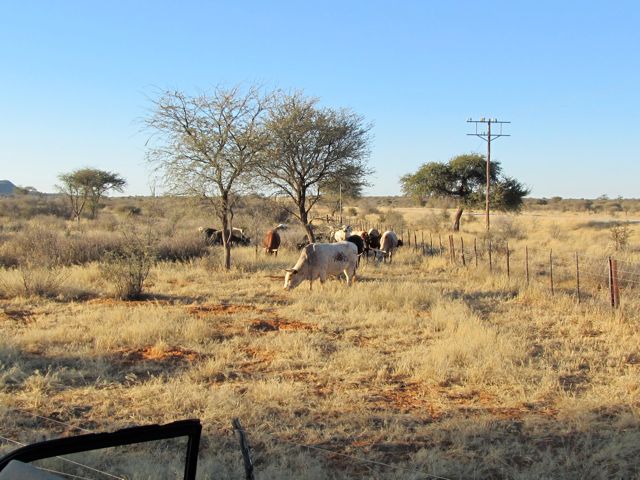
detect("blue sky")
[2,1,639,198]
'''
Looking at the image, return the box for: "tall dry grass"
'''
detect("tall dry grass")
[0,204,638,478]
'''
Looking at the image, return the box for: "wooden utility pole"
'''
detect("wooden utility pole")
[466,118,510,231]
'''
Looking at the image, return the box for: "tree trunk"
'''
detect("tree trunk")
[220,196,232,270]
[299,194,315,243]
[452,206,464,232]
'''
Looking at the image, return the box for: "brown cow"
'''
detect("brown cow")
[263,230,281,256]
[263,224,287,256]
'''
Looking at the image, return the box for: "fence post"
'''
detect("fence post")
[460,237,466,266]
[474,237,478,267]
[609,257,620,309]
[525,246,530,285]
[575,252,581,303]
[232,418,255,480]
[449,235,455,264]
[439,234,443,255]
[414,232,418,251]
[506,241,510,279]
[549,249,554,295]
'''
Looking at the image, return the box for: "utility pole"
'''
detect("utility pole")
[466,118,510,231]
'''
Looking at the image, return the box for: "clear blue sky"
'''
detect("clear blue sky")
[2,1,639,198]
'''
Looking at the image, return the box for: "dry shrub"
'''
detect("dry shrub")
[100,230,156,300]
[59,232,125,265]
[156,232,209,262]
[0,195,68,219]
[416,209,450,233]
[0,225,68,297]
[609,222,632,251]
[494,217,526,241]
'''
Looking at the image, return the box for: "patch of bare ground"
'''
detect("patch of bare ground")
[112,345,202,364]
[0,306,34,323]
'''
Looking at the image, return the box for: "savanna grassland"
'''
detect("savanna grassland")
[0,195,639,479]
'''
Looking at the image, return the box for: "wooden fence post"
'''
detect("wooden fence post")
[439,234,443,255]
[414,232,418,251]
[474,237,478,267]
[449,235,455,264]
[506,241,510,279]
[609,257,620,309]
[460,237,466,266]
[525,246,530,285]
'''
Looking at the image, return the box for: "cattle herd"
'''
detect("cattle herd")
[199,224,403,290]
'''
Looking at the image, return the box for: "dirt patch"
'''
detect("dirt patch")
[0,307,34,323]
[187,304,260,317]
[367,380,439,416]
[87,298,173,306]
[250,318,317,332]
[114,346,201,364]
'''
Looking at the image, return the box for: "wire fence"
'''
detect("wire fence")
[394,229,640,310]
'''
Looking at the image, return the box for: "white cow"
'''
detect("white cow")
[284,242,358,291]
[379,230,400,263]
[333,225,353,242]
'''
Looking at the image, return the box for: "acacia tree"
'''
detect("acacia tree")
[57,168,126,221]
[145,86,270,269]
[259,92,372,242]
[401,153,529,231]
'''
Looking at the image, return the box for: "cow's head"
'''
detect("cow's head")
[283,268,301,290]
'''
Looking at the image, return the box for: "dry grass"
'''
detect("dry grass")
[0,206,639,479]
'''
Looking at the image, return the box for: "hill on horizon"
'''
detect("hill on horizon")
[0,180,16,195]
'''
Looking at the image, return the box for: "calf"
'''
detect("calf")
[284,242,358,291]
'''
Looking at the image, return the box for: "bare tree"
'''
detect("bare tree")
[145,86,270,269]
[259,92,372,242]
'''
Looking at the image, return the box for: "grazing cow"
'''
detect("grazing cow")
[263,224,287,256]
[199,227,218,245]
[333,225,352,242]
[367,228,381,250]
[203,227,251,246]
[284,242,358,291]
[379,230,400,263]
[346,235,365,255]
[357,231,370,257]
[346,234,366,267]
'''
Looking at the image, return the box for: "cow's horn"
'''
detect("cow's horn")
[284,268,297,274]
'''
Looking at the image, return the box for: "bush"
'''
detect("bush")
[610,223,632,251]
[377,209,406,231]
[0,226,68,297]
[156,232,209,262]
[100,230,156,300]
